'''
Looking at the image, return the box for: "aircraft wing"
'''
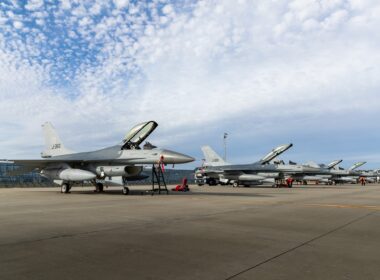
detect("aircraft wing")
[1,158,146,176]
[3,158,146,165]
[2,159,85,168]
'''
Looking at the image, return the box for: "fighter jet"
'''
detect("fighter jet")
[357,169,379,183]
[2,121,194,194]
[329,161,367,184]
[196,144,342,187]
[281,159,342,184]
[195,144,293,187]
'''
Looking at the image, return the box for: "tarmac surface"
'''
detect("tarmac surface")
[0,183,379,280]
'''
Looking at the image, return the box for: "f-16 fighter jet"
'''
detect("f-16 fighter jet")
[195,144,293,187]
[357,169,378,183]
[329,161,367,184]
[281,159,342,184]
[2,121,194,194]
[195,145,342,187]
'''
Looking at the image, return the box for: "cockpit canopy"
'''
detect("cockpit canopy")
[122,121,158,150]
[260,144,293,165]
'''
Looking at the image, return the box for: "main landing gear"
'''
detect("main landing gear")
[122,186,130,195]
[121,177,130,195]
[61,183,71,193]
[95,182,104,193]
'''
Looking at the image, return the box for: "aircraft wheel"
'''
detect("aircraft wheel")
[61,183,70,193]
[96,183,104,192]
[122,187,130,195]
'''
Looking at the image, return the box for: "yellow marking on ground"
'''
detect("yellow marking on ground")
[306,203,380,210]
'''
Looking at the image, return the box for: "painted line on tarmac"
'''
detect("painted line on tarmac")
[305,203,380,210]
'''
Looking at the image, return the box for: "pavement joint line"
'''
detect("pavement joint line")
[0,195,370,247]
[224,211,375,280]
[0,206,272,247]
[0,226,127,247]
[0,199,319,248]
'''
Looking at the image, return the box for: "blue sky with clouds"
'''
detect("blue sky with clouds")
[0,0,380,170]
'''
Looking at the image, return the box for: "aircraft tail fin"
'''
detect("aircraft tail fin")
[41,122,74,158]
[201,146,228,166]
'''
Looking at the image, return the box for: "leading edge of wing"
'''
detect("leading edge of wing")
[1,158,146,166]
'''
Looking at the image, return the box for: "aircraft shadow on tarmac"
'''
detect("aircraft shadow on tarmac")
[59,189,274,198]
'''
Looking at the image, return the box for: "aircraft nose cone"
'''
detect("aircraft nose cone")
[161,150,195,164]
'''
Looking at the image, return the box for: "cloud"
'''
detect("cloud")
[113,0,129,10]
[25,0,44,11]
[0,0,380,169]
[12,20,23,29]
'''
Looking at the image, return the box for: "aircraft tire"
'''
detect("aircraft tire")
[95,183,104,192]
[122,187,130,195]
[208,179,217,186]
[61,183,70,194]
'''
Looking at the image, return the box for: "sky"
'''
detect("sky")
[0,0,380,170]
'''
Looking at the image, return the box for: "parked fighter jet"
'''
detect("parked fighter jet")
[329,161,367,184]
[282,159,342,184]
[196,144,343,187]
[195,144,293,187]
[357,168,379,182]
[2,121,194,194]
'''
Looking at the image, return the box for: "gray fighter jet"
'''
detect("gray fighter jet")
[195,144,294,187]
[2,121,194,194]
[357,169,379,183]
[282,159,342,184]
[329,161,367,184]
[196,145,341,187]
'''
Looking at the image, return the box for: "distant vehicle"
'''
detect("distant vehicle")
[2,121,194,194]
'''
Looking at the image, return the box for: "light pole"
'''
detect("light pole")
[223,132,228,161]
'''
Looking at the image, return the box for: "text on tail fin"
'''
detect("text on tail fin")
[41,122,73,158]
